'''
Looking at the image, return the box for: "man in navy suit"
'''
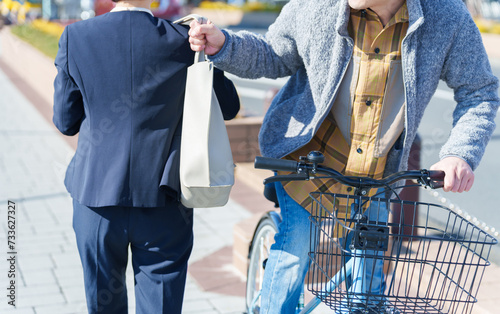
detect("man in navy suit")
[52,0,240,312]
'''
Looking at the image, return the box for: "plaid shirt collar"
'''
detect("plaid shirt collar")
[350,2,409,27]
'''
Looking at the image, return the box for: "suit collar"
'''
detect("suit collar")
[110,6,153,16]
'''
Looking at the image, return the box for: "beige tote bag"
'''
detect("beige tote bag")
[175,15,235,208]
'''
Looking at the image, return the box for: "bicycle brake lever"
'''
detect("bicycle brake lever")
[420,170,445,189]
[263,173,309,185]
[429,180,444,189]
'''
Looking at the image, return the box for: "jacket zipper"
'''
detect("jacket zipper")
[400,15,424,168]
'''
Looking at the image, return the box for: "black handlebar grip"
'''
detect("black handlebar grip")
[428,170,445,189]
[254,157,298,172]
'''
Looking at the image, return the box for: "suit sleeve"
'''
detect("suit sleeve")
[213,67,240,120]
[53,27,85,136]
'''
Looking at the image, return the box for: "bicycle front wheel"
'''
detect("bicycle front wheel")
[246,213,279,313]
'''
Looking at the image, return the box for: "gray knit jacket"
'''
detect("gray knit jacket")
[210,0,499,175]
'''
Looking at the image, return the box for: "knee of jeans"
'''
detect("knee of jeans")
[364,203,388,222]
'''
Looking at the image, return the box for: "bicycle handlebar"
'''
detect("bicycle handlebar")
[254,157,298,172]
[255,153,445,191]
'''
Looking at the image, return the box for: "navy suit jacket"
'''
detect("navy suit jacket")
[53,11,240,208]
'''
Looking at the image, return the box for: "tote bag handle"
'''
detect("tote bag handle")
[174,14,207,64]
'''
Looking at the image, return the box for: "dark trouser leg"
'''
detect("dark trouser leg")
[129,204,194,314]
[72,199,129,314]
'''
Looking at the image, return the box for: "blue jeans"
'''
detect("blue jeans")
[260,183,387,313]
[260,182,312,313]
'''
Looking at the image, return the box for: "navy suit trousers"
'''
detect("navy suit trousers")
[72,199,193,313]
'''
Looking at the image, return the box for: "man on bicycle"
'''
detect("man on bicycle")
[189,0,499,312]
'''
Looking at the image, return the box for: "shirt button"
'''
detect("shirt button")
[374,47,380,54]
[365,100,372,106]
[357,148,363,154]
[361,10,367,17]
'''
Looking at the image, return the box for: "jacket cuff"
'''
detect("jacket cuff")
[207,29,232,64]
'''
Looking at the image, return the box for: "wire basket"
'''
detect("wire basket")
[306,192,498,314]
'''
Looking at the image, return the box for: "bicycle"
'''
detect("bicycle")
[245,151,498,314]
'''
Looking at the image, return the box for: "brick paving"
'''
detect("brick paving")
[1,25,499,314]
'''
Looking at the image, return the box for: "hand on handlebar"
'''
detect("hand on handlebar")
[430,156,474,193]
[255,151,445,190]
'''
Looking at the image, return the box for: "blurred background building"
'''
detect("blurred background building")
[0,0,288,24]
[1,0,499,28]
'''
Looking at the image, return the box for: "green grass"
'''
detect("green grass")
[10,24,59,59]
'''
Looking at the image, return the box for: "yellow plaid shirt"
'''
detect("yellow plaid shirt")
[281,4,409,212]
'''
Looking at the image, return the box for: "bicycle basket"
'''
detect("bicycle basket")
[306,192,498,314]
